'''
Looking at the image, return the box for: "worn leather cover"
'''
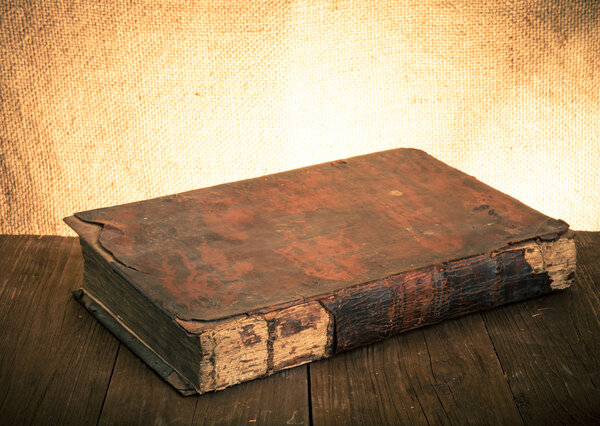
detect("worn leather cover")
[65,148,568,322]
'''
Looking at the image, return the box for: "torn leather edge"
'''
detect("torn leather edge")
[64,215,175,320]
[64,215,135,272]
[73,288,199,396]
[491,229,576,290]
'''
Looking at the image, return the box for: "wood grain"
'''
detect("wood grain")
[97,345,197,426]
[98,344,309,426]
[1,233,599,425]
[482,231,600,424]
[309,313,522,425]
[191,366,309,425]
[0,236,119,425]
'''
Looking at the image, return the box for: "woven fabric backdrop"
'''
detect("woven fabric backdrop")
[1,0,599,235]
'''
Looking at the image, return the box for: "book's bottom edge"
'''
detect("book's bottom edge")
[73,288,199,396]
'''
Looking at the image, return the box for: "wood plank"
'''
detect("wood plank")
[482,231,600,424]
[310,313,522,425]
[0,235,120,425]
[2,232,596,424]
[97,345,197,425]
[98,345,309,425]
[192,366,309,425]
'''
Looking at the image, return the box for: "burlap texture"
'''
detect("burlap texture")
[1,0,598,235]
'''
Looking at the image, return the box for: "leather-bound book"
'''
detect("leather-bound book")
[65,148,575,396]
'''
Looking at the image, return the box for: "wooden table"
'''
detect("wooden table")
[1,233,599,425]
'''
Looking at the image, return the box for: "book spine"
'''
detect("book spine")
[180,232,575,394]
[318,232,576,353]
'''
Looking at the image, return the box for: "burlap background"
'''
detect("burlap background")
[1,0,598,235]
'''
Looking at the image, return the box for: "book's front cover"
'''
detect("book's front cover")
[65,148,568,321]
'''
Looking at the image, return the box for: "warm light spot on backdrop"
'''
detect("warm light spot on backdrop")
[1,0,598,234]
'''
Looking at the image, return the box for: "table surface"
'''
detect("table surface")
[1,232,599,425]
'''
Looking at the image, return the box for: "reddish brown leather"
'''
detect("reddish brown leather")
[66,148,567,321]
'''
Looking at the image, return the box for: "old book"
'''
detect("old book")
[65,148,575,396]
